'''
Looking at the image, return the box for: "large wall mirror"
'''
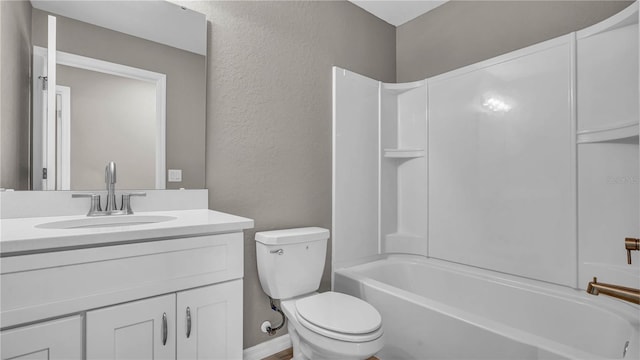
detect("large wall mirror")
[3,0,207,191]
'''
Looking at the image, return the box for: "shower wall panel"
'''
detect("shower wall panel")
[332,67,381,269]
[427,36,577,287]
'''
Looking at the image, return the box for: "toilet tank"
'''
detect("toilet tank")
[255,227,330,299]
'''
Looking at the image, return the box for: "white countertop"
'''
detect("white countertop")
[0,209,254,256]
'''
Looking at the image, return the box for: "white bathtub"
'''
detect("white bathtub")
[334,255,640,360]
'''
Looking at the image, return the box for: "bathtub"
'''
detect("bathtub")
[334,255,640,360]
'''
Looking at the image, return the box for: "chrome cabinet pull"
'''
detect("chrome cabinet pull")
[186,307,192,338]
[162,312,168,346]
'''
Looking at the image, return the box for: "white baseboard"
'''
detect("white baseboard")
[243,334,292,360]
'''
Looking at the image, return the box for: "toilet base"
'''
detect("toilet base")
[282,298,383,360]
[288,323,380,360]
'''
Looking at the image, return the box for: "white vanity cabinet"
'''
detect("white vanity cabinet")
[87,294,176,359]
[176,280,243,359]
[0,316,83,360]
[1,207,251,360]
[86,280,242,360]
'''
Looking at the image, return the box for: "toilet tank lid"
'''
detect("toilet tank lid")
[255,227,330,245]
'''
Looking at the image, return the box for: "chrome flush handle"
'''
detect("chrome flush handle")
[270,249,284,255]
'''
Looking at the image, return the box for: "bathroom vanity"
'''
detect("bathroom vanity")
[0,191,253,360]
[0,0,242,357]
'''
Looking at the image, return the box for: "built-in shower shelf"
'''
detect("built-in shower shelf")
[383,149,425,158]
[384,233,427,255]
[385,233,424,242]
[382,81,425,95]
[577,122,639,144]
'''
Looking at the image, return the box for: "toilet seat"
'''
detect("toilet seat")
[295,312,383,342]
[294,292,383,342]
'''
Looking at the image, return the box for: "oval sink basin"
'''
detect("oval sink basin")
[36,215,177,229]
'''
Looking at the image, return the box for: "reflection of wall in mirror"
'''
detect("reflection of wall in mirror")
[57,65,156,190]
[30,7,206,190]
[0,1,32,190]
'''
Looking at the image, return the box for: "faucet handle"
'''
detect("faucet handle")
[105,161,116,184]
[72,193,102,216]
[120,192,146,215]
[625,238,640,264]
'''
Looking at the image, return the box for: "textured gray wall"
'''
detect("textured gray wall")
[179,0,396,349]
[1,0,31,190]
[31,8,206,189]
[397,1,634,81]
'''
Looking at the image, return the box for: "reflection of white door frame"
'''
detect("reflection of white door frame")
[56,86,71,190]
[32,50,46,190]
[31,56,71,191]
[45,16,57,191]
[33,46,167,189]
[31,18,57,190]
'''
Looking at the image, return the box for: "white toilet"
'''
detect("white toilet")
[255,227,384,360]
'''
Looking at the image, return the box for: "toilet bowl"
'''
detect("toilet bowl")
[255,227,384,360]
[282,292,383,360]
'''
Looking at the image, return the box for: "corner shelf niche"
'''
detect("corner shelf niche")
[576,2,640,289]
[380,81,428,256]
[383,148,425,158]
[577,122,639,144]
[382,80,425,94]
[576,2,638,142]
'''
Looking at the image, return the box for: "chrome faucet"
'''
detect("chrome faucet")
[73,161,146,216]
[105,161,118,212]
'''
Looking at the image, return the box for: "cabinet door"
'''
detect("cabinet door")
[86,294,175,360]
[0,315,82,360]
[177,280,243,360]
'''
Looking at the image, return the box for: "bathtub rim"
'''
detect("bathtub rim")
[336,254,639,319]
[334,254,640,360]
